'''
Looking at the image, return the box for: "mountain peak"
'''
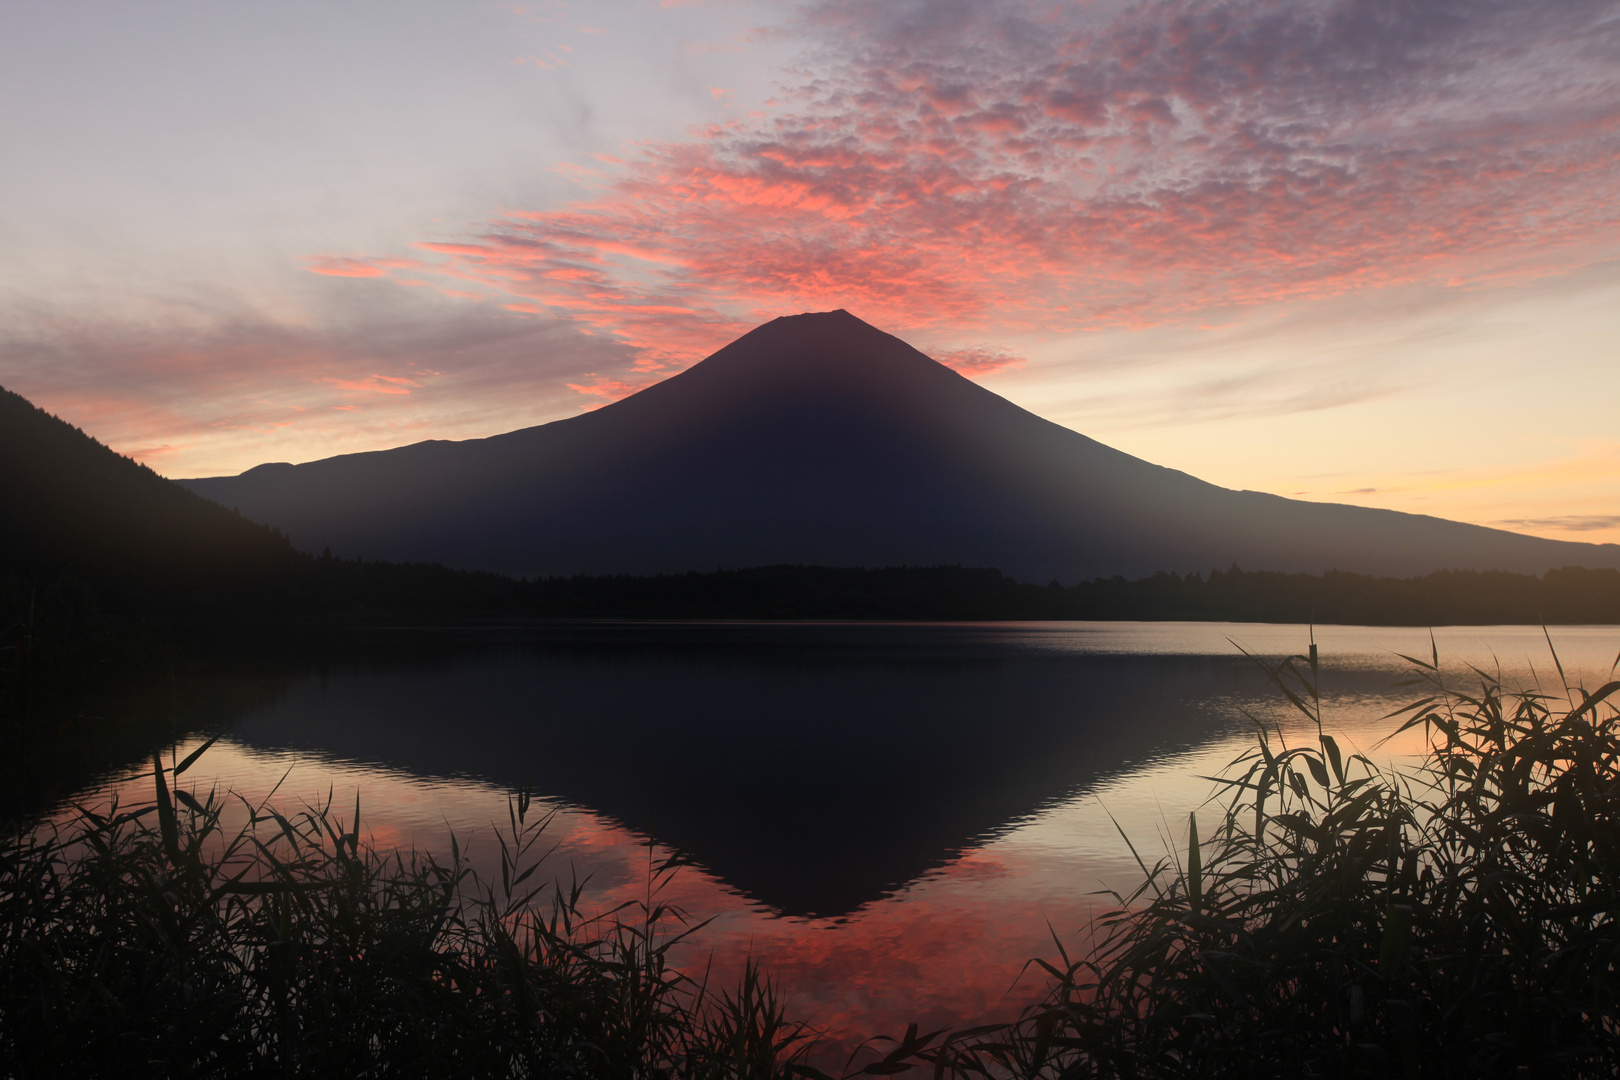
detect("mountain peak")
[774,308,854,320]
[176,314,1620,581]
[635,308,954,409]
[720,308,897,354]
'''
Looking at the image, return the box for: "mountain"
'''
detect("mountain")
[0,384,302,610]
[177,311,1620,581]
[0,385,529,616]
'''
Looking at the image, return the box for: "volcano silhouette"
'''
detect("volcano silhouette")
[180,311,1620,580]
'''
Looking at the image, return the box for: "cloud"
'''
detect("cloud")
[1492,515,1620,533]
[936,346,1025,377]
[322,374,423,396]
[564,374,648,405]
[306,256,422,278]
[338,0,1619,401]
[0,293,630,476]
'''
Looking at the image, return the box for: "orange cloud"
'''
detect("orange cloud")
[1494,515,1620,534]
[123,442,187,465]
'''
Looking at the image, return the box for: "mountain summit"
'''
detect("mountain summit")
[179,311,1620,580]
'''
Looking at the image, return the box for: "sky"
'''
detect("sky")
[3,0,1618,543]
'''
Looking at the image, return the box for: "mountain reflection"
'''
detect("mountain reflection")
[213,622,1392,917]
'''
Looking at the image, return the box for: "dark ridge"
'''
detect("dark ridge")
[0,384,303,612]
[0,384,525,618]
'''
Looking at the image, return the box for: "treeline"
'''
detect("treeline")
[1067,564,1620,625]
[522,563,1620,625]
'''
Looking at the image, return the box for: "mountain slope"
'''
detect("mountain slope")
[178,311,1620,581]
[0,385,302,609]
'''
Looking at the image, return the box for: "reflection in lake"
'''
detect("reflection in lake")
[70,621,1620,1046]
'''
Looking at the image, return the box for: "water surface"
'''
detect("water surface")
[71,621,1620,1045]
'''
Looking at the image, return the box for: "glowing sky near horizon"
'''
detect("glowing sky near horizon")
[3,0,1618,545]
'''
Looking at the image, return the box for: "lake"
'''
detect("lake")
[60,620,1620,1051]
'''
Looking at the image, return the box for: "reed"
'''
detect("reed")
[921,638,1620,1078]
[0,749,818,1078]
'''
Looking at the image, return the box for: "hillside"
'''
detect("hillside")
[0,385,301,611]
[0,385,521,616]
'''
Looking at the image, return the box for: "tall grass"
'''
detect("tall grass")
[0,747,819,1079]
[922,638,1620,1078]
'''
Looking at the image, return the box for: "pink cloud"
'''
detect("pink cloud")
[305,255,422,278]
[307,257,387,278]
[0,291,642,478]
[937,346,1026,377]
[314,0,1620,405]
[565,375,648,402]
[322,374,422,395]
[123,442,187,465]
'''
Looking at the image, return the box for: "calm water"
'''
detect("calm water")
[66,621,1620,1046]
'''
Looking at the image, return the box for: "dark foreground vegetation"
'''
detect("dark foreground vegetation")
[937,644,1620,1078]
[4,645,1618,1078]
[1,761,818,1079]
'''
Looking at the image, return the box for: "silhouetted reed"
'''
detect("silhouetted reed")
[0,746,818,1078]
[917,637,1620,1078]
